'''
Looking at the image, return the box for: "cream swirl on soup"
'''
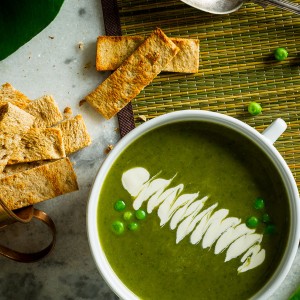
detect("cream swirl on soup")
[122,167,266,273]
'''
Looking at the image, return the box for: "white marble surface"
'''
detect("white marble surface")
[0,1,299,299]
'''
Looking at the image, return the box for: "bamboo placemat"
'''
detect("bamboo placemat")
[102,0,300,188]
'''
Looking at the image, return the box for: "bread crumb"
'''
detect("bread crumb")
[49,36,54,39]
[114,127,119,132]
[138,115,147,122]
[63,107,73,119]
[105,144,114,154]
[78,42,84,50]
[84,62,92,69]
[79,99,86,107]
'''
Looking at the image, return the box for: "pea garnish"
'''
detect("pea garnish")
[254,198,265,210]
[248,102,262,116]
[112,221,125,235]
[135,209,146,220]
[274,47,288,61]
[246,216,259,229]
[128,222,139,231]
[123,211,133,221]
[114,200,126,211]
[265,224,276,235]
[262,213,271,223]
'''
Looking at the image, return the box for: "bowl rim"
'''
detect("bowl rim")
[87,110,300,300]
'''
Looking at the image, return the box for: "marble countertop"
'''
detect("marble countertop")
[0,1,299,299]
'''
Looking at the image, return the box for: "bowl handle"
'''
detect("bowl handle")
[262,118,287,144]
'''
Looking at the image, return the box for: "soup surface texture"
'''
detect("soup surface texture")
[97,121,289,300]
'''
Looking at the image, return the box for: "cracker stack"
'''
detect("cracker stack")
[0,83,92,210]
[96,36,199,73]
[84,28,199,120]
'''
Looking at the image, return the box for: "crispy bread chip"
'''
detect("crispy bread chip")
[0,102,35,134]
[55,115,91,155]
[85,28,180,119]
[25,95,63,128]
[0,158,78,210]
[0,103,35,172]
[96,36,199,73]
[0,83,31,109]
[0,161,46,179]
[8,128,66,165]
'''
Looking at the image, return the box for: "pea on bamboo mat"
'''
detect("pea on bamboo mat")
[102,0,300,187]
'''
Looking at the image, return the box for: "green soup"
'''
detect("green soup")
[97,121,290,300]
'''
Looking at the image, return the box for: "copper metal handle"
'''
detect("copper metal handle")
[0,200,56,263]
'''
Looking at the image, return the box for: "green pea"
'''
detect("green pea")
[114,200,126,211]
[274,47,288,61]
[248,102,262,116]
[128,222,139,231]
[254,197,265,210]
[112,221,125,235]
[246,216,259,228]
[123,211,133,221]
[265,224,276,235]
[262,213,271,223]
[135,209,146,220]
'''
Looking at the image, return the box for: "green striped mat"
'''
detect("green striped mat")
[116,0,300,187]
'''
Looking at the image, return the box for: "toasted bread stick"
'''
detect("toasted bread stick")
[96,36,199,73]
[85,28,180,119]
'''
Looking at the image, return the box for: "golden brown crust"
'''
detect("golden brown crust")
[96,36,142,72]
[55,115,91,155]
[0,161,46,179]
[96,36,199,73]
[0,83,31,109]
[24,95,63,128]
[0,85,92,208]
[7,128,66,165]
[164,38,199,73]
[0,158,78,210]
[0,103,35,172]
[0,102,35,134]
[86,28,180,119]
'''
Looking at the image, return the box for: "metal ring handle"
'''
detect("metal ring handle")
[0,207,56,263]
[0,199,34,228]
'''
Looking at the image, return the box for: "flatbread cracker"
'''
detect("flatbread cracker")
[0,102,35,134]
[7,128,66,165]
[96,36,199,73]
[25,95,63,128]
[0,158,78,210]
[0,161,46,179]
[55,115,91,155]
[0,83,31,109]
[0,103,35,172]
[85,28,180,119]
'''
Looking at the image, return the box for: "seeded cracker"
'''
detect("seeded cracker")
[84,28,180,119]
